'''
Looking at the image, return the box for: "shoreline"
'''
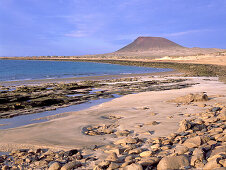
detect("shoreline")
[1,57,226,83]
[0,58,226,169]
[0,76,225,169]
[0,71,189,119]
[0,70,178,86]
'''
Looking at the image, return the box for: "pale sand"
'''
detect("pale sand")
[0,76,226,152]
[154,54,226,66]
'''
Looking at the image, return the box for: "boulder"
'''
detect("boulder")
[178,119,192,132]
[174,145,189,155]
[98,161,110,169]
[105,148,124,155]
[183,136,202,148]
[124,163,143,170]
[114,137,138,145]
[157,155,190,170]
[139,151,153,157]
[115,130,130,137]
[128,148,142,155]
[172,93,208,104]
[108,162,119,169]
[218,108,226,120]
[203,158,222,170]
[191,148,205,168]
[48,162,61,170]
[60,161,82,170]
[138,157,160,166]
[207,146,226,159]
[219,159,226,167]
[105,152,118,162]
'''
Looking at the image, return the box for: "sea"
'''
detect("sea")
[0,59,172,82]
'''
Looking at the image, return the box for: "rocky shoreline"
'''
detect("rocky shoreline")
[0,92,225,169]
[0,77,192,119]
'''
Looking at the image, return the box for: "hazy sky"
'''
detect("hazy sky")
[0,0,225,56]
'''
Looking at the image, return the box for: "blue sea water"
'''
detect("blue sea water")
[0,59,172,82]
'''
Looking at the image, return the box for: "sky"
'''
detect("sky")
[0,0,226,56]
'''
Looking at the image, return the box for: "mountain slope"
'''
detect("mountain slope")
[117,37,184,52]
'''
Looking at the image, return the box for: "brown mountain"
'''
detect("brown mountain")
[117,36,184,52]
[111,36,224,58]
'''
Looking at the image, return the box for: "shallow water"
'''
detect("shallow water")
[0,60,172,81]
[0,94,120,130]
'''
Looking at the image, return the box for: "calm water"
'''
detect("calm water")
[0,60,172,81]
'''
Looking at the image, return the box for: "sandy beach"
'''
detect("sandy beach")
[1,76,225,149]
[0,73,225,169]
[0,58,225,169]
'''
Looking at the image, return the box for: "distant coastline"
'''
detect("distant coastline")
[1,56,226,82]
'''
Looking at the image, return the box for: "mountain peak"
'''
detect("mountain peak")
[117,36,184,52]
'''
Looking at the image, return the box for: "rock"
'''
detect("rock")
[219,159,226,167]
[208,146,226,159]
[191,148,205,168]
[105,148,124,155]
[115,130,130,137]
[128,148,142,154]
[124,155,134,163]
[48,162,61,170]
[114,137,138,145]
[124,163,143,170]
[218,108,226,120]
[73,152,83,160]
[178,119,192,132]
[98,161,110,168]
[203,158,222,170]
[93,165,102,170]
[172,93,208,104]
[0,156,4,163]
[61,161,82,170]
[105,152,118,162]
[151,144,161,150]
[107,162,120,169]
[103,128,114,134]
[145,121,160,125]
[1,165,9,170]
[174,145,189,155]
[139,151,153,157]
[211,107,221,112]
[67,149,78,156]
[183,136,202,148]
[157,155,190,170]
[138,157,160,166]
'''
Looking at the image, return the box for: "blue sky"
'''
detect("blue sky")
[0,0,226,56]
